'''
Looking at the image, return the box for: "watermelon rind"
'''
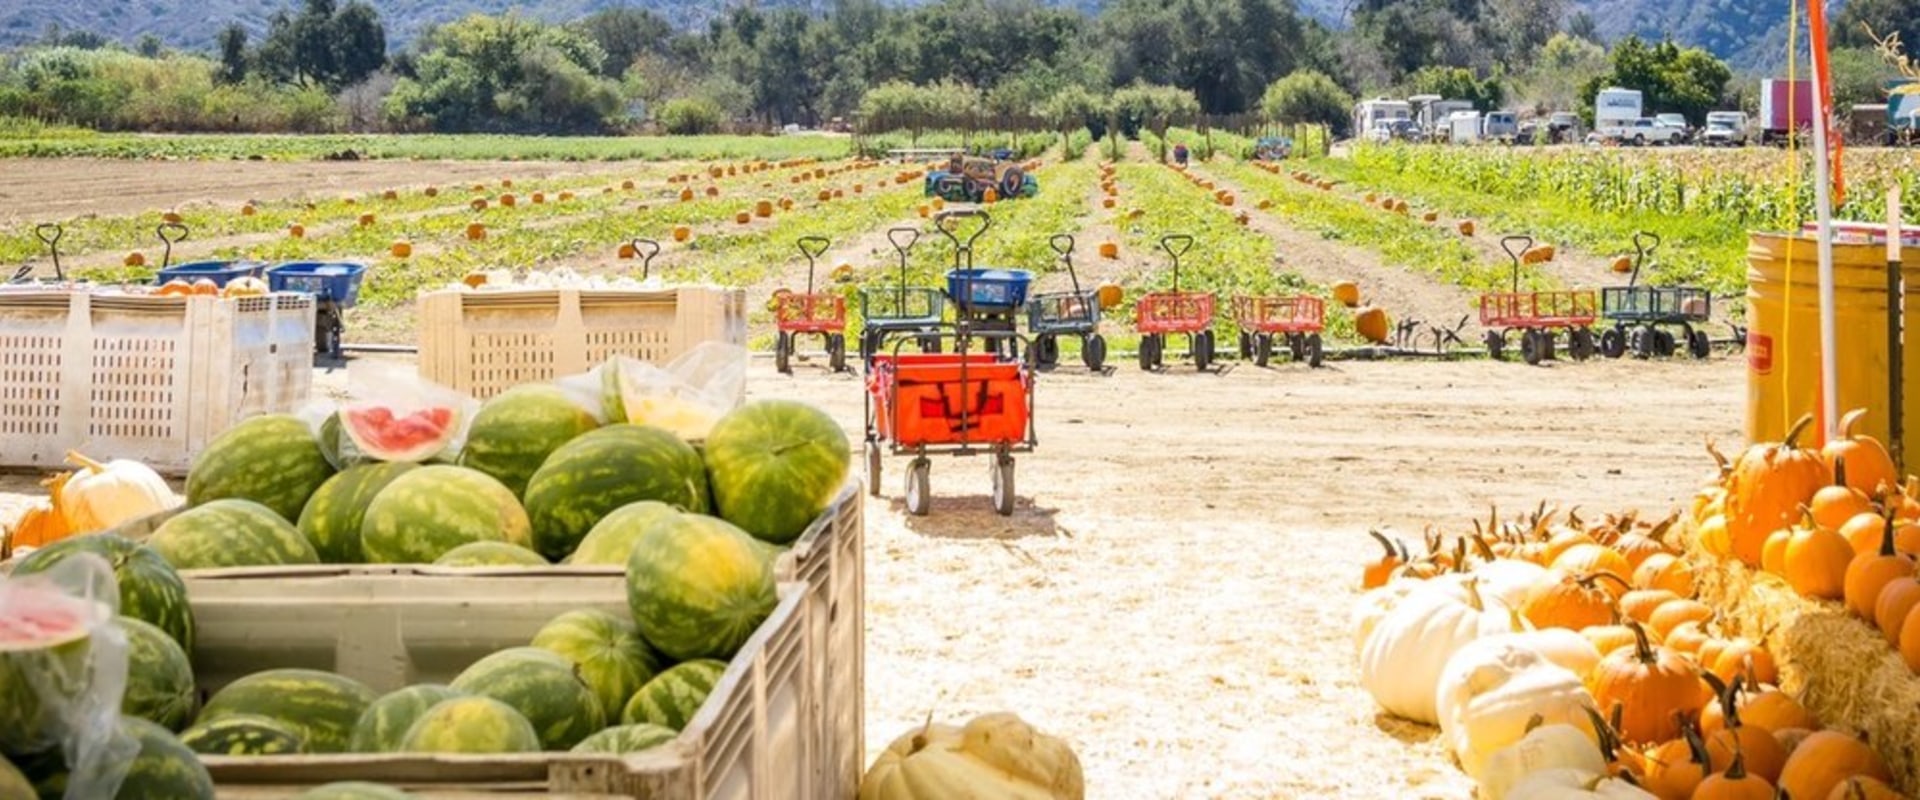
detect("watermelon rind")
[148,499,320,570]
[294,782,415,800]
[196,668,378,754]
[116,717,216,799]
[119,616,198,731]
[399,696,541,755]
[360,466,533,564]
[569,723,678,754]
[530,609,660,718]
[340,404,461,464]
[522,424,711,561]
[625,513,776,661]
[186,414,336,523]
[349,684,467,753]
[703,399,850,545]
[178,713,309,756]
[9,533,195,653]
[449,646,605,750]
[298,462,418,563]
[457,384,601,498]
[619,659,727,731]
[564,501,676,566]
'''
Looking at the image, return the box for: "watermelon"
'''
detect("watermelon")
[0,755,31,799]
[458,384,600,497]
[9,533,194,652]
[703,400,850,545]
[619,659,727,731]
[530,609,660,717]
[522,425,711,561]
[295,782,414,799]
[433,541,548,567]
[570,723,677,754]
[187,413,335,523]
[359,465,532,564]
[625,513,777,661]
[114,717,216,799]
[196,668,378,754]
[119,616,197,731]
[399,696,540,754]
[147,499,320,570]
[565,501,676,566]
[178,713,308,755]
[0,570,104,756]
[341,404,460,463]
[449,646,605,750]
[297,462,418,563]
[349,684,466,753]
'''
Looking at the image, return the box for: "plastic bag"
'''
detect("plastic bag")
[0,553,140,799]
[300,361,480,468]
[556,342,747,440]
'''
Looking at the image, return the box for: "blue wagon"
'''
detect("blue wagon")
[267,261,368,360]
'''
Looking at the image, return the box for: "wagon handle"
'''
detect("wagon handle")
[156,222,190,269]
[1161,234,1194,293]
[797,236,831,294]
[887,227,919,307]
[34,223,63,280]
[631,238,660,280]
[934,208,990,270]
[1050,234,1083,296]
[1500,235,1533,293]
[1630,231,1660,289]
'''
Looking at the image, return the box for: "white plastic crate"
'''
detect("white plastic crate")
[0,291,314,474]
[419,287,747,399]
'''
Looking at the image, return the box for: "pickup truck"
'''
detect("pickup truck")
[1595,117,1688,146]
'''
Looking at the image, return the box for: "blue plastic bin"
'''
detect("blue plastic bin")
[267,261,367,307]
[155,260,267,287]
[945,268,1032,314]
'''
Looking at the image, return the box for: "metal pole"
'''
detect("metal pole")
[1810,54,1841,442]
[1891,186,1906,473]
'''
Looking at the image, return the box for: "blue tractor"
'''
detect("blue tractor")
[923,153,1039,202]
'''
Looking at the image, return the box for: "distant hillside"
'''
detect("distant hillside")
[0,0,1804,74]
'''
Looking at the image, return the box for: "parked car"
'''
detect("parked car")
[1518,112,1580,145]
[1594,117,1687,146]
[1654,114,1693,143]
[1701,111,1750,146]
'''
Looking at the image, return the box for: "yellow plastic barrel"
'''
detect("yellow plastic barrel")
[1746,232,1920,459]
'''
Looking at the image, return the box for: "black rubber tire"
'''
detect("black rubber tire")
[1485,330,1505,360]
[1254,334,1272,367]
[1521,330,1543,365]
[991,455,1014,516]
[1139,334,1157,371]
[1084,335,1107,370]
[1306,334,1324,367]
[1688,329,1711,359]
[1238,330,1253,360]
[774,332,792,374]
[1653,329,1677,357]
[828,333,847,373]
[864,441,882,498]
[905,458,931,516]
[1601,327,1626,358]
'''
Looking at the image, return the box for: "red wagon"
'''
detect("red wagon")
[1135,234,1217,371]
[1478,235,1599,365]
[863,335,1035,516]
[1231,294,1325,367]
[772,236,849,374]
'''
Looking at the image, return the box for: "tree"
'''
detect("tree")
[1261,70,1354,134]
[1828,47,1897,109]
[255,0,386,89]
[657,96,724,133]
[136,35,165,59]
[1512,33,1607,113]
[1833,0,1920,56]
[572,8,672,78]
[385,13,621,133]
[216,24,248,84]
[1579,36,1732,126]
[332,3,387,88]
[1110,82,1200,137]
[1404,66,1504,110]
[1101,0,1306,115]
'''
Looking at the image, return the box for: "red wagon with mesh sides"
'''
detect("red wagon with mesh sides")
[1231,293,1325,367]
[772,236,849,374]
[1477,235,1599,365]
[863,338,1034,517]
[1134,235,1218,371]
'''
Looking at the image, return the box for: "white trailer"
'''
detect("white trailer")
[1449,111,1484,144]
[1352,98,1412,140]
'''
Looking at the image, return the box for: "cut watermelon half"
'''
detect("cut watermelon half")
[341,404,461,463]
[0,584,92,652]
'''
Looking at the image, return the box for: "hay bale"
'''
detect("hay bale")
[1686,533,1920,794]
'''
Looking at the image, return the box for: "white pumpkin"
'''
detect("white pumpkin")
[1470,558,1549,608]
[1359,578,1518,724]
[1436,633,1597,777]
[859,712,1084,800]
[59,451,179,533]
[1474,722,1606,800]
[1505,768,1657,800]
[1351,579,1422,658]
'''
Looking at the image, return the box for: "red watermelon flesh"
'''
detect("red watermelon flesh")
[0,590,89,649]
[341,405,459,463]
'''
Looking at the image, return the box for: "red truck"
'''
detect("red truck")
[1759,78,1815,146]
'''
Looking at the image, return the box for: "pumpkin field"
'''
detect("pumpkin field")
[4,137,1918,799]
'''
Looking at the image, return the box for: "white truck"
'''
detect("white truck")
[1352,99,1412,142]
[1448,111,1484,144]
[1591,87,1645,143]
[1481,111,1519,143]
[1701,111,1750,146]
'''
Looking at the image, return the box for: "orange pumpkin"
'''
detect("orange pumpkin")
[424,186,439,197]
[1826,776,1909,800]
[1640,720,1714,800]
[1612,521,1678,570]
[1774,727,1815,758]
[1361,530,1404,590]
[1901,597,1920,671]
[390,240,412,259]
[1587,621,1710,744]
[357,213,375,227]
[191,278,218,296]
[1778,731,1893,800]
[1762,527,1794,574]
[1875,577,1920,644]
[1553,543,1632,581]
[1098,242,1119,259]
[1841,511,1891,555]
[1524,570,1629,630]
[1693,749,1778,799]
[1707,638,1778,687]
[1584,624,1643,658]
[1620,589,1681,624]
[1784,516,1857,600]
[1844,517,1915,619]
[1634,552,1696,596]
[1824,409,1899,497]
[1457,219,1476,236]
[1810,463,1876,532]
[5,498,70,552]
[1737,689,1819,734]
[1648,598,1713,641]
[1725,415,1833,567]
[1697,514,1733,558]
[1664,620,1712,656]
[155,279,194,297]
[1701,675,1787,782]
[1354,306,1391,345]
[465,223,486,241]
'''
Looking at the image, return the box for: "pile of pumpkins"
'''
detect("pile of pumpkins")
[3,450,179,558]
[1354,502,1905,799]
[1693,411,1920,675]
[153,275,270,299]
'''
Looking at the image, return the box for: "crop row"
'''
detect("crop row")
[0,132,858,162]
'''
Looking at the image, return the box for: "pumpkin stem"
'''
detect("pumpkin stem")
[1841,407,1868,438]
[1647,511,1678,545]
[1522,713,1546,734]
[1782,413,1816,450]
[1724,743,1749,780]
[1367,529,1398,560]
[63,450,106,473]
[1701,671,1742,731]
[1834,454,1849,489]
[1451,538,1469,573]
[1587,570,1633,594]
[1678,716,1712,768]
[1881,514,1899,557]
[1625,619,1657,665]
[1706,435,1731,476]
[1461,578,1486,612]
[1469,531,1497,563]
[910,709,935,754]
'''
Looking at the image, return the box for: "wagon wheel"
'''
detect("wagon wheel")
[828,333,848,373]
[1083,334,1107,371]
[1138,334,1156,371]
[1483,330,1506,360]
[1305,334,1324,368]
[1652,328,1677,358]
[1687,327,1711,360]
[1254,333,1273,367]
[865,441,883,498]
[905,457,932,516]
[1600,327,1626,358]
[775,332,793,374]
[990,453,1015,516]
[1568,328,1595,361]
[1238,330,1253,360]
[1521,329,1545,365]
[1192,331,1211,371]
[1287,333,1304,363]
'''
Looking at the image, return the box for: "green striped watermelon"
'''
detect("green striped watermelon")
[349,684,466,753]
[530,609,660,718]
[625,513,776,661]
[522,425,711,561]
[9,533,194,653]
[0,572,101,757]
[187,414,336,523]
[458,384,601,498]
[449,646,605,750]
[570,723,677,754]
[196,668,377,754]
[360,466,532,564]
[433,541,548,567]
[619,659,727,731]
[297,462,418,563]
[115,717,216,799]
[399,696,540,754]
[148,499,320,570]
[565,501,676,566]
[294,782,415,799]
[703,400,850,545]
[178,713,309,755]
[119,616,197,731]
